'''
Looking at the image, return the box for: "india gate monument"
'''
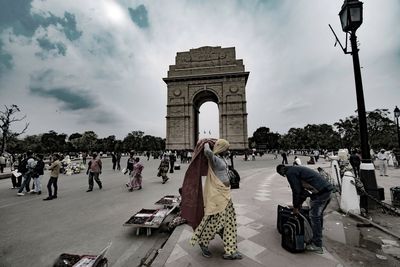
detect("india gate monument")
[163,46,249,150]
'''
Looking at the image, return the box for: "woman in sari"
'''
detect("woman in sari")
[128,157,144,191]
[158,154,170,184]
[189,139,242,260]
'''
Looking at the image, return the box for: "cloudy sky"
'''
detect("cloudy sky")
[0,0,399,140]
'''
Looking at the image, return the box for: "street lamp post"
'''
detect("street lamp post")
[338,0,380,211]
[395,106,400,149]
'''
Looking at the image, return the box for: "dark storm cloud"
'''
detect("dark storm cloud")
[36,37,67,58]
[30,86,96,111]
[0,40,13,74]
[128,5,149,29]
[0,1,82,40]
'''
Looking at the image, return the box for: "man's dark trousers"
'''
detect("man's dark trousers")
[309,190,332,247]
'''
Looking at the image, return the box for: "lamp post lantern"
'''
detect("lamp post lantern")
[339,0,370,161]
[394,106,400,149]
[338,0,381,212]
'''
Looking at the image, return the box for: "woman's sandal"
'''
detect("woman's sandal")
[199,245,212,258]
[222,252,243,260]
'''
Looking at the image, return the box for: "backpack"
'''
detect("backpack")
[281,215,306,253]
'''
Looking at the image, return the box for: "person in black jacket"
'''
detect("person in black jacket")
[31,154,45,195]
[126,152,135,175]
[276,164,333,254]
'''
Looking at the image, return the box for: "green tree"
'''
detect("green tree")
[104,135,116,152]
[333,109,397,150]
[80,131,98,152]
[367,109,397,149]
[41,131,67,153]
[123,131,144,152]
[250,127,281,150]
[68,132,83,151]
[23,134,42,153]
[0,104,29,153]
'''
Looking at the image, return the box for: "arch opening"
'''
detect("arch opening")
[193,90,219,144]
[198,102,219,140]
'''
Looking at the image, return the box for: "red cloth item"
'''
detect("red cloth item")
[181,138,216,230]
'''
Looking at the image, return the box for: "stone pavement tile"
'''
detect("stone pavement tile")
[165,244,188,264]
[237,225,260,239]
[256,246,341,267]
[237,239,266,263]
[236,215,255,225]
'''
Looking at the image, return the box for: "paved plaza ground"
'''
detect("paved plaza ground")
[0,154,400,266]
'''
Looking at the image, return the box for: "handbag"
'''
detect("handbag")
[228,168,240,189]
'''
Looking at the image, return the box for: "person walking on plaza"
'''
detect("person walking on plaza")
[17,151,36,196]
[0,153,6,173]
[31,154,44,195]
[276,164,334,254]
[281,151,288,164]
[126,152,135,175]
[86,152,103,192]
[182,139,242,260]
[169,152,176,173]
[349,149,361,178]
[82,152,87,165]
[158,155,170,184]
[127,157,144,191]
[377,149,388,176]
[116,152,121,171]
[125,152,135,189]
[111,152,117,171]
[43,154,61,200]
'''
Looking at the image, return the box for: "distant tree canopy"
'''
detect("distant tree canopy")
[248,127,280,150]
[6,130,166,154]
[250,109,398,151]
[4,107,397,154]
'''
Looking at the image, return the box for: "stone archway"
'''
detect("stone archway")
[163,46,249,150]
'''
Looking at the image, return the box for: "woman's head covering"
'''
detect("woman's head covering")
[213,139,230,155]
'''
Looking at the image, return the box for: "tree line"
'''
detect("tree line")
[4,130,165,155]
[249,109,399,151]
[1,105,398,154]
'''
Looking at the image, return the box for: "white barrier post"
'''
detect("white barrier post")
[340,171,360,214]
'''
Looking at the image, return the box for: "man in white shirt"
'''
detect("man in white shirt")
[377,149,388,176]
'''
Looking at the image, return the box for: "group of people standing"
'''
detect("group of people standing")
[13,151,104,199]
[14,151,61,201]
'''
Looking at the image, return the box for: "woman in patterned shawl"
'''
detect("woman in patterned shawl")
[158,154,170,184]
[189,139,242,260]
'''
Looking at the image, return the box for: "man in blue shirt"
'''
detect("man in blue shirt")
[276,164,333,254]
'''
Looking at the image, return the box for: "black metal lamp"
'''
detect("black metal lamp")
[394,106,400,119]
[394,106,400,150]
[339,0,363,32]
